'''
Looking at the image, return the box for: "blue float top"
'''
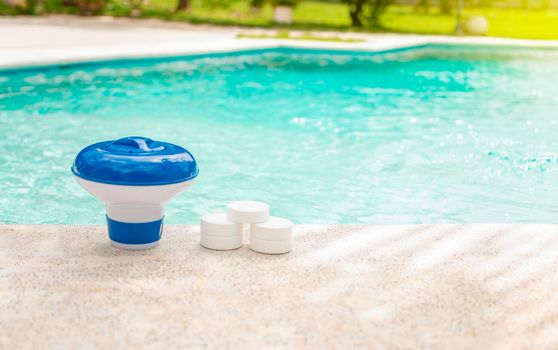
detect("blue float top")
[71,136,199,186]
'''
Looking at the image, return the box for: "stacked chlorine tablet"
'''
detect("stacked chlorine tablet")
[250,217,293,255]
[200,213,242,251]
[199,201,293,254]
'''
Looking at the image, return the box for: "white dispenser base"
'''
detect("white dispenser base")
[111,240,160,250]
[75,177,194,249]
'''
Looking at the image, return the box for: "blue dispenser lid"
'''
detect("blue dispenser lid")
[71,136,199,186]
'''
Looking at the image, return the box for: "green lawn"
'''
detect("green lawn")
[381,6,558,39]
[6,0,558,39]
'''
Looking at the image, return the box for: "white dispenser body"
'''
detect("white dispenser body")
[76,177,194,222]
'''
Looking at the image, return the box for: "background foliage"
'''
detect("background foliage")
[1,0,557,39]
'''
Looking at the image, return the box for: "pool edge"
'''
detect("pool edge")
[3,34,558,74]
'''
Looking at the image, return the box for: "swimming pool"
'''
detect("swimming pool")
[1,44,557,224]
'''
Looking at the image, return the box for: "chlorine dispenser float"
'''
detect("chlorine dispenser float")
[72,136,199,250]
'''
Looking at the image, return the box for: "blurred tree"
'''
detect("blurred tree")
[250,0,265,12]
[76,0,106,14]
[414,0,429,12]
[439,0,452,13]
[129,0,142,16]
[347,0,366,26]
[366,0,392,26]
[346,0,391,27]
[202,0,235,8]
[176,0,234,13]
[25,0,36,13]
[175,0,189,12]
[18,0,43,14]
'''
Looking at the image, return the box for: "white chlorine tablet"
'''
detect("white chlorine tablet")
[250,237,292,255]
[201,213,242,236]
[200,213,242,251]
[249,216,293,255]
[200,234,242,251]
[251,216,293,241]
[227,201,270,224]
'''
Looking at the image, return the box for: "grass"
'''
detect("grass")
[381,6,558,39]
[237,30,365,42]
[5,0,558,39]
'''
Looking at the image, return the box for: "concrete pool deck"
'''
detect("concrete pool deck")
[2,15,558,70]
[1,224,558,348]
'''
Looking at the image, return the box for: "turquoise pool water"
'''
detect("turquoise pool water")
[1,45,557,224]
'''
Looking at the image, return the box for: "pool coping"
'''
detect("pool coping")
[0,44,434,74]
[2,15,558,72]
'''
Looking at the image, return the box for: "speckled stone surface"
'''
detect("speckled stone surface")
[1,224,558,349]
